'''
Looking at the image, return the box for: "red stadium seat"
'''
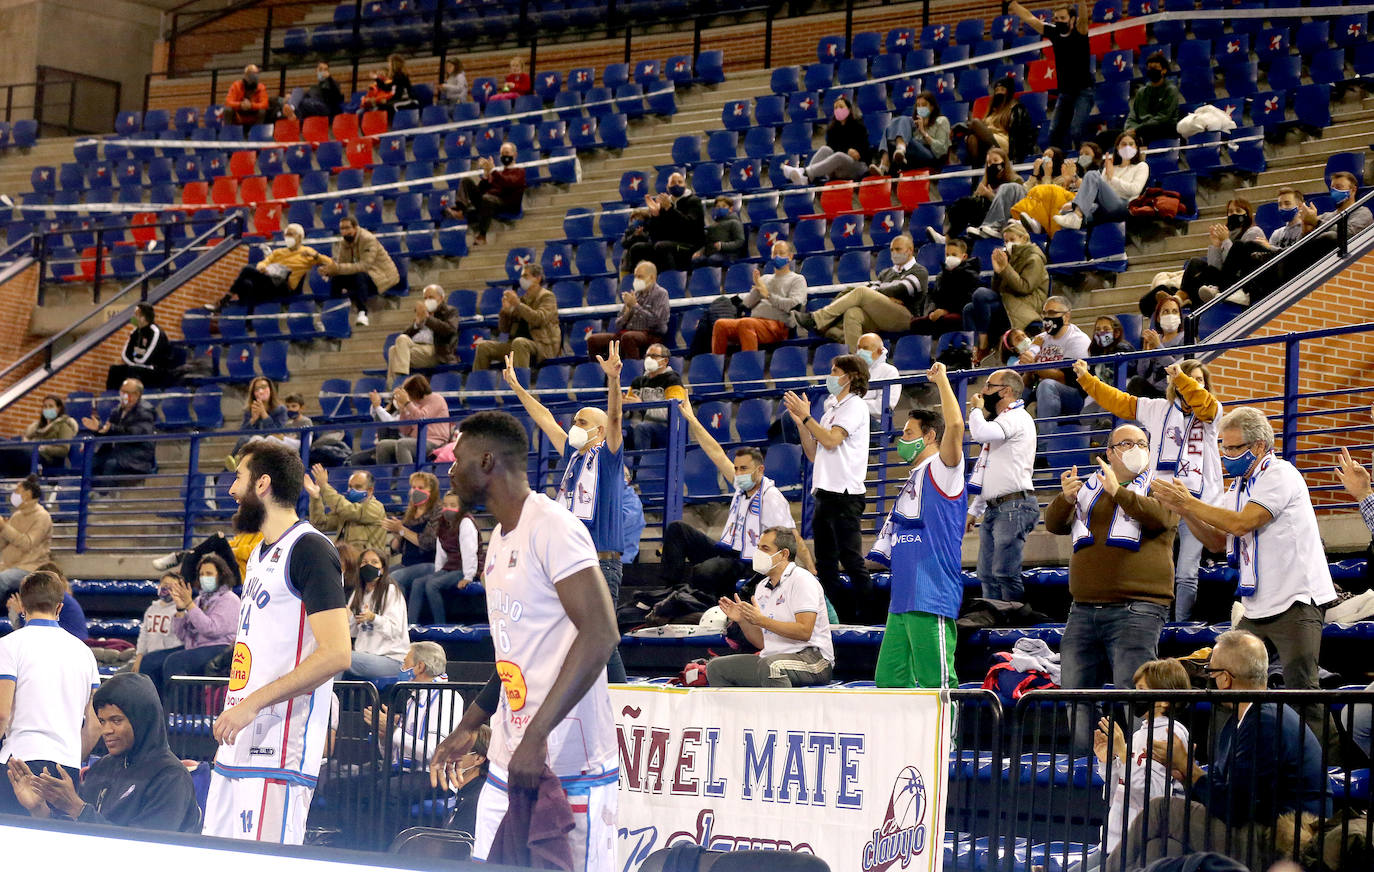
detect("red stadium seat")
[818,181,854,218]
[857,177,893,215]
[271,173,300,199]
[211,176,239,207]
[228,150,256,178]
[1028,59,1058,91]
[253,202,283,236]
[239,175,269,205]
[360,110,389,137]
[345,139,373,169]
[331,113,360,142]
[273,119,300,143]
[130,212,159,247]
[181,181,209,206]
[301,116,331,145]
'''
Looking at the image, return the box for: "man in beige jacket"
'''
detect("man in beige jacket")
[319,216,401,327]
[0,477,53,595]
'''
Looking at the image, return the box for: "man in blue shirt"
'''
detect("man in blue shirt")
[867,362,966,688]
[504,343,629,683]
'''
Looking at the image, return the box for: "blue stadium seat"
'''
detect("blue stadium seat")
[191,386,224,429]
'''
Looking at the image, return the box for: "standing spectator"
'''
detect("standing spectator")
[504,345,629,683]
[966,370,1038,601]
[305,464,389,554]
[964,222,1049,366]
[106,304,172,390]
[857,333,900,420]
[471,263,560,370]
[1125,53,1183,144]
[1184,198,1269,305]
[445,143,526,245]
[712,241,805,353]
[345,548,408,680]
[225,64,270,129]
[367,375,454,467]
[691,197,745,268]
[959,77,1036,167]
[782,355,873,622]
[406,491,481,625]
[705,528,835,688]
[0,571,99,816]
[1054,132,1149,230]
[383,471,441,596]
[227,376,288,464]
[795,233,927,351]
[298,61,344,119]
[879,91,950,174]
[1072,359,1222,621]
[440,59,468,104]
[587,260,670,360]
[911,237,980,337]
[129,573,182,676]
[0,395,78,475]
[1019,295,1091,459]
[1009,1,1092,150]
[140,555,240,696]
[219,224,328,308]
[868,363,966,688]
[1044,424,1175,693]
[319,216,400,327]
[386,285,460,384]
[781,96,871,183]
[622,343,687,451]
[1128,294,1185,398]
[83,378,157,487]
[1152,408,1337,715]
[0,476,52,596]
[626,172,705,272]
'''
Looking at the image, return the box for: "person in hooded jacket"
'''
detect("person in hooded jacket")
[5,672,201,832]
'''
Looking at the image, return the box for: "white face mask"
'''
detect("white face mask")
[1159,313,1181,333]
[566,425,593,450]
[518,276,534,291]
[285,235,302,250]
[632,278,648,293]
[1120,446,1150,476]
[643,356,660,373]
[1013,338,1032,354]
[944,255,963,270]
[751,548,777,575]
[424,297,439,313]
[120,392,133,406]
[10,492,22,508]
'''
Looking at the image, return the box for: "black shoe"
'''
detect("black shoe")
[794,310,817,330]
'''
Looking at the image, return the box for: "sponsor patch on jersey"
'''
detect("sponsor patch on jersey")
[249,746,277,757]
[228,641,252,691]
[496,660,528,712]
[270,547,282,563]
[508,549,519,569]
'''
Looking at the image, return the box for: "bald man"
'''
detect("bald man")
[505,343,631,683]
[1045,424,1176,693]
[226,64,270,129]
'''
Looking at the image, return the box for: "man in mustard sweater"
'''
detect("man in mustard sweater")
[303,464,388,555]
[218,224,331,309]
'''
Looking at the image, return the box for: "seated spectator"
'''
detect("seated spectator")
[691,197,745,268]
[626,172,706,273]
[225,64,271,129]
[7,563,88,641]
[305,463,389,554]
[877,90,950,174]
[297,61,344,119]
[712,241,804,353]
[345,548,408,680]
[443,725,490,837]
[219,223,329,309]
[1018,295,1090,457]
[623,343,687,451]
[1010,149,1084,238]
[620,207,652,265]
[911,237,980,337]
[857,333,900,419]
[367,375,454,467]
[406,491,481,625]
[227,376,288,465]
[472,263,560,370]
[318,216,400,327]
[1028,146,1082,190]
[1300,170,1372,246]
[1266,186,1307,252]
[958,76,1036,167]
[382,54,417,112]
[137,555,238,696]
[781,95,871,184]
[384,472,440,596]
[1053,132,1149,229]
[930,147,1023,240]
[795,233,927,351]
[705,528,834,687]
[387,284,459,384]
[588,260,670,360]
[1128,294,1185,398]
[82,378,156,487]
[361,68,395,112]
[365,642,459,766]
[1078,315,1137,431]
[445,143,526,245]
[0,395,78,476]
[1124,52,1183,145]
[128,573,181,676]
[488,55,531,103]
[0,476,52,596]
[1184,198,1269,305]
[106,304,172,390]
[4,672,201,831]
[440,59,468,104]
[963,222,1048,365]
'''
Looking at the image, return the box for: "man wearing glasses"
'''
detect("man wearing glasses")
[966,370,1038,602]
[621,343,686,451]
[1044,424,1175,696]
[1014,295,1090,462]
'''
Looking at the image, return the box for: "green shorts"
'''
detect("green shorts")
[875,610,957,689]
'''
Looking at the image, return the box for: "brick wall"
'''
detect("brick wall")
[0,247,248,433]
[168,0,316,77]
[1204,247,1374,511]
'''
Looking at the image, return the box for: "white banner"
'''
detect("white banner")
[610,686,951,872]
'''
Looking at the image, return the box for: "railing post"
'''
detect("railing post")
[92,228,105,302]
[764,7,774,69]
[624,17,632,64]
[262,7,273,69]
[210,69,219,111]
[67,80,76,136]
[183,435,200,551]
[692,14,703,65]
[352,0,364,52]
[844,0,854,57]
[663,403,685,524]
[530,35,539,82]
[1337,211,1349,259]
[76,439,95,553]
[1281,337,1300,461]
[923,0,931,28]
[168,13,178,79]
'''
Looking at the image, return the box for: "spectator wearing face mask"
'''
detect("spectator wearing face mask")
[691,197,745,268]
[1009,2,1092,151]
[318,216,400,327]
[712,241,806,353]
[1266,187,1308,252]
[0,395,77,476]
[387,285,460,383]
[856,334,900,420]
[1129,294,1186,398]
[932,147,1022,240]
[129,572,183,675]
[0,477,51,597]
[1054,133,1150,230]
[106,304,172,390]
[911,238,980,337]
[298,62,344,119]
[587,260,670,360]
[382,472,441,596]
[957,77,1036,168]
[225,64,270,129]
[220,223,329,309]
[627,172,706,273]
[471,264,560,371]
[366,375,454,467]
[622,343,687,451]
[781,96,871,183]
[1078,315,1137,441]
[964,222,1049,366]
[137,554,240,696]
[1125,53,1183,145]
[1183,198,1268,306]
[966,370,1038,602]
[795,233,927,351]
[1300,170,1372,244]
[445,143,526,245]
[405,492,482,625]
[345,548,409,679]
[1009,147,1083,239]
[1018,295,1091,460]
[305,465,389,554]
[877,91,950,174]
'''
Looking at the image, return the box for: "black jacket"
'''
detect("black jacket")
[122,324,171,370]
[825,118,873,164]
[929,256,982,315]
[649,193,705,251]
[79,673,201,832]
[101,401,157,473]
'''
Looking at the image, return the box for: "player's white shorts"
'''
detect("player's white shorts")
[202,771,315,845]
[473,763,619,872]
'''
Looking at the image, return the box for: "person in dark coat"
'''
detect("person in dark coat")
[911,237,982,337]
[626,171,706,273]
[782,95,872,183]
[83,378,157,485]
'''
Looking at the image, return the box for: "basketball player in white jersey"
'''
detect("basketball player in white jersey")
[430,411,620,871]
[204,441,351,845]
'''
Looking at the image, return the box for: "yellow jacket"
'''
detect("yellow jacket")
[1011,185,1077,240]
[310,482,389,554]
[1076,367,1219,422]
[261,245,332,291]
[228,532,264,579]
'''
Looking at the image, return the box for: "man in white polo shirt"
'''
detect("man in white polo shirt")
[0,570,100,815]
[706,528,835,687]
[966,369,1039,602]
[857,333,901,420]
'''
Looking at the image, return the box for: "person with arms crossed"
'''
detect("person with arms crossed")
[204,441,350,845]
[430,410,621,870]
[966,370,1039,601]
[868,362,966,688]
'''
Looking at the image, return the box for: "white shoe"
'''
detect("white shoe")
[925,226,947,245]
[1053,210,1083,230]
[780,163,806,185]
[152,551,182,571]
[355,310,370,326]
[974,223,1001,238]
[1019,214,1043,234]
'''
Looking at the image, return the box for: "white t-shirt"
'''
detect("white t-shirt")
[753,564,834,663]
[1029,323,1091,366]
[812,394,870,495]
[864,359,901,419]
[1211,454,1336,619]
[0,620,100,767]
[1098,718,1190,854]
[482,492,616,777]
[135,598,181,656]
[349,583,410,661]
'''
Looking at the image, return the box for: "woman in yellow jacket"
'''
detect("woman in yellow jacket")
[217,223,332,309]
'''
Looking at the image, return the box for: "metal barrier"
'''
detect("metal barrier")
[0,68,121,135]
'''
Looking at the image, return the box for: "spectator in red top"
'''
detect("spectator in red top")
[225,65,270,129]
[444,142,526,245]
[488,56,531,103]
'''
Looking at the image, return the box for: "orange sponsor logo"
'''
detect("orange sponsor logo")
[496,660,528,712]
[228,641,252,691]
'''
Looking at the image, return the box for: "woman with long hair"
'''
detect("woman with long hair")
[0,395,78,475]
[228,376,288,464]
[140,553,241,697]
[780,96,872,183]
[880,91,951,174]
[1182,196,1269,305]
[1053,131,1149,229]
[961,76,1034,167]
[385,471,442,596]
[407,491,482,625]
[1128,294,1187,398]
[346,547,408,679]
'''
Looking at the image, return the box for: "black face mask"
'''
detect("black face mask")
[1226,213,1250,231]
[1054,21,1072,37]
[986,163,1003,178]
[990,92,1008,108]
[1043,315,1066,334]
[1146,67,1165,83]
[982,389,1003,417]
[243,75,258,88]
[500,154,515,166]
[359,564,382,586]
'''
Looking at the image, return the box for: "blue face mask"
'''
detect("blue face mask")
[771,255,790,270]
[825,374,846,396]
[1221,448,1256,479]
[345,487,368,503]
[712,207,731,220]
[1277,206,1298,223]
[734,473,755,492]
[1330,187,1351,203]
[857,349,876,367]
[397,667,416,682]
[916,105,931,119]
[42,408,57,421]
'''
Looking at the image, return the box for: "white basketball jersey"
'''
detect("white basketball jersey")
[214,520,338,786]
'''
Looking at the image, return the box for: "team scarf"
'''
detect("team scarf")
[1071,468,1154,552]
[871,456,938,563]
[719,476,777,557]
[967,400,1024,495]
[1229,452,1276,597]
[557,442,602,522]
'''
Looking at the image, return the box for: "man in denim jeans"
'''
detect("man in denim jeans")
[1044,424,1175,696]
[966,370,1038,602]
[1009,1,1094,151]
